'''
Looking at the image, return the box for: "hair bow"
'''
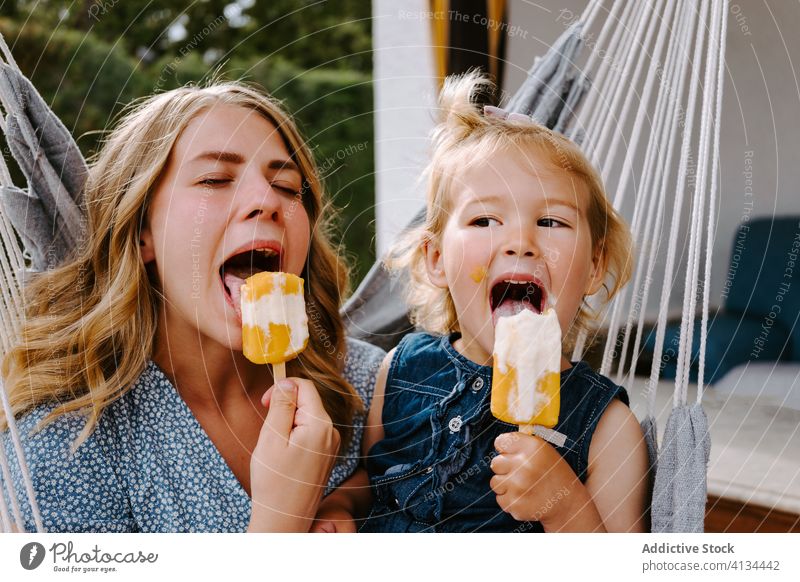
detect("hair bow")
[483,105,534,124]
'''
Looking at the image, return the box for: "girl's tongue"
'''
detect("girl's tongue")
[492,297,538,326]
[490,280,546,326]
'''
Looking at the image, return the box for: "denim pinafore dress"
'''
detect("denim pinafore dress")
[362,332,629,532]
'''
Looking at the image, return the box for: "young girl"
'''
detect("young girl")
[0,81,383,532]
[361,72,650,532]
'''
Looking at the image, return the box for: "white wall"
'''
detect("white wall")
[372,0,439,257]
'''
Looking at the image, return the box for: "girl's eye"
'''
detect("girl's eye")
[538,218,566,228]
[472,216,499,227]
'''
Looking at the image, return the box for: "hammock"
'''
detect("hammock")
[0,0,728,533]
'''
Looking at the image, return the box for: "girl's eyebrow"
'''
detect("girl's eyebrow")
[462,194,579,211]
[463,193,504,206]
[544,198,579,211]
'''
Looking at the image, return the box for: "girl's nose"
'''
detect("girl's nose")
[502,231,539,258]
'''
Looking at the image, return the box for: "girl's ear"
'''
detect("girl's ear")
[423,236,448,289]
[586,243,608,296]
[139,221,156,264]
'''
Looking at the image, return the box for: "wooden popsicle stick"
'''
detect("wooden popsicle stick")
[519,424,535,435]
[272,362,286,383]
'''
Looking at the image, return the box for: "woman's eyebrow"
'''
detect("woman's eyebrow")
[189,152,300,174]
[267,159,300,173]
[191,150,245,164]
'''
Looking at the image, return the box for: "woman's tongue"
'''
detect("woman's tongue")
[492,297,536,326]
[223,271,247,320]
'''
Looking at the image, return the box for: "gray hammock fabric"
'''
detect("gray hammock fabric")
[0,63,87,271]
[651,404,710,532]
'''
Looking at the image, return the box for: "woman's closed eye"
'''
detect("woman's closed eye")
[271,183,302,196]
[471,216,501,227]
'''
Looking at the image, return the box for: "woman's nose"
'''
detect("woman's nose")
[240,176,282,222]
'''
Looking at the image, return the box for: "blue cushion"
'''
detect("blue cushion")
[724,217,800,360]
[644,313,791,384]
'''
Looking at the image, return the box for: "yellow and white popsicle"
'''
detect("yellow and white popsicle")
[241,271,308,380]
[491,308,561,433]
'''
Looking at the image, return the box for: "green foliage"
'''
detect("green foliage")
[0,18,150,155]
[12,0,372,73]
[0,3,375,282]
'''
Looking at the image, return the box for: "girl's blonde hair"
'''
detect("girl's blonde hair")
[1,81,361,448]
[389,72,633,351]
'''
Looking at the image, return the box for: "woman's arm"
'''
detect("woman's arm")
[247,378,341,532]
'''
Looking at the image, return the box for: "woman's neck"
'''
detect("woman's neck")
[151,315,272,409]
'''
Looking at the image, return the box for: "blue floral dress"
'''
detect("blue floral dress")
[1,338,385,532]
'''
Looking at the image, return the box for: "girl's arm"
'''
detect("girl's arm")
[310,468,370,532]
[490,399,650,532]
[582,398,650,532]
[309,350,393,532]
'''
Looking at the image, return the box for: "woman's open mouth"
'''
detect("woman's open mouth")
[220,247,282,320]
[490,278,546,325]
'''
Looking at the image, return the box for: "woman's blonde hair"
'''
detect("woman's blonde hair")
[1,81,361,449]
[389,71,633,352]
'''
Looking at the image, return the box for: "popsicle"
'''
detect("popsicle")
[241,271,309,381]
[491,308,561,434]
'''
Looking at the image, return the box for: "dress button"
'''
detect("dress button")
[448,415,463,433]
[471,377,485,391]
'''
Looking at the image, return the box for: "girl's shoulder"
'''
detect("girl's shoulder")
[387,331,455,369]
[563,361,630,406]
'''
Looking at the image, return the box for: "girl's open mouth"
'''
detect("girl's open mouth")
[220,247,281,320]
[490,278,546,325]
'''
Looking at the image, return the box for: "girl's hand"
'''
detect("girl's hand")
[310,503,356,533]
[247,378,340,532]
[490,431,604,531]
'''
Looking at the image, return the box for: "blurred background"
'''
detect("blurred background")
[0,0,376,284]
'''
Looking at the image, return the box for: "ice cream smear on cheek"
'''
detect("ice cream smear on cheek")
[470,266,488,283]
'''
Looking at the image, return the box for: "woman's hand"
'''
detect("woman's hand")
[247,378,340,533]
[490,431,605,532]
